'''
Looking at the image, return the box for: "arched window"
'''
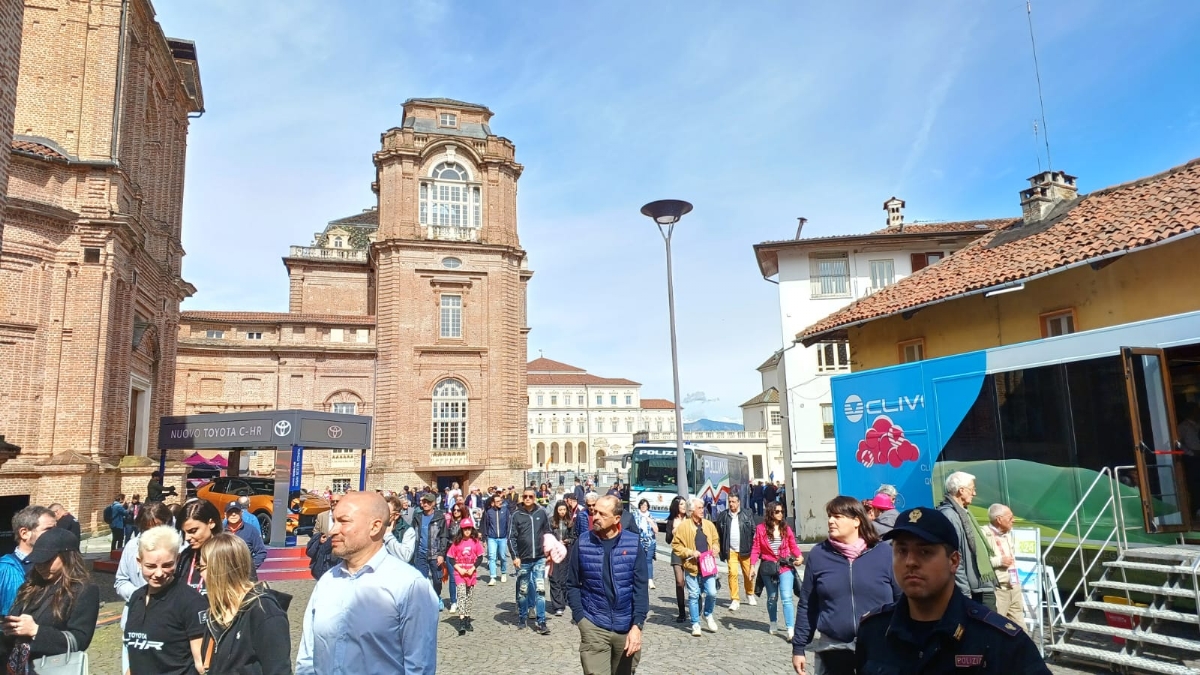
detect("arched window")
[332,236,343,248]
[419,161,482,232]
[432,379,467,450]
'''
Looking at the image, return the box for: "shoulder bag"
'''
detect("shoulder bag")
[32,630,88,675]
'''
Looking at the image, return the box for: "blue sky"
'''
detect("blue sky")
[158,1,1200,422]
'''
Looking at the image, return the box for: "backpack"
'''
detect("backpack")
[103,503,114,525]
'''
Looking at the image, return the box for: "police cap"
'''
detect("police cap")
[881,507,959,551]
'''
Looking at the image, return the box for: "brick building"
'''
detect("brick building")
[0,0,21,255]
[176,98,532,491]
[0,0,203,531]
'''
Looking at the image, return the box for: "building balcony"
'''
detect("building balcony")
[429,449,470,465]
[425,225,480,242]
[644,430,768,441]
[288,245,367,261]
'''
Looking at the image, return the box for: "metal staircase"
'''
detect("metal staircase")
[1042,467,1200,674]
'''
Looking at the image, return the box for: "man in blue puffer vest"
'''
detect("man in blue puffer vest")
[566,494,649,675]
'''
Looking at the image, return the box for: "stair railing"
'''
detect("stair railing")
[1040,466,1123,650]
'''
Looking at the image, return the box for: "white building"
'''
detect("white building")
[752,200,1014,537]
[526,357,678,472]
[738,381,785,482]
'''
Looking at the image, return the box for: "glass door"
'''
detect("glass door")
[1122,348,1191,533]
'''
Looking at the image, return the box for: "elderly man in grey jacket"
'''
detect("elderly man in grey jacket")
[936,471,998,611]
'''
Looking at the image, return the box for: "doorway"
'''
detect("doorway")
[436,475,464,493]
[1123,347,1191,533]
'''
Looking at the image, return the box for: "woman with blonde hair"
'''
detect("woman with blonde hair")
[124,525,207,675]
[199,533,291,675]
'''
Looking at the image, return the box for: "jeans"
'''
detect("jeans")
[764,569,796,628]
[487,537,509,579]
[644,540,656,581]
[515,558,546,623]
[447,557,458,604]
[685,572,717,624]
[414,555,443,606]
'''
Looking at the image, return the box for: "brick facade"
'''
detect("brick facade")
[0,0,22,254]
[175,98,531,492]
[0,0,202,533]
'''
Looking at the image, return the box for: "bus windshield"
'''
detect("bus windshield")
[630,451,686,489]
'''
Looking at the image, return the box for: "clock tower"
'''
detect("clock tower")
[371,98,531,488]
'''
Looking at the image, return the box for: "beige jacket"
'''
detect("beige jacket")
[982,524,1018,586]
[671,517,721,576]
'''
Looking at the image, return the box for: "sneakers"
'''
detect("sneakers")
[705,614,718,632]
[534,621,551,636]
[516,618,527,630]
[488,578,496,587]
[787,627,795,641]
[501,574,508,583]
[768,621,777,634]
[648,579,656,590]
[691,623,702,637]
[554,608,564,617]
[729,599,740,611]
[748,595,757,606]
[449,603,458,613]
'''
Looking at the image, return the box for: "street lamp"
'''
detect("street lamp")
[640,199,693,500]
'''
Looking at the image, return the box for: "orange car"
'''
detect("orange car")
[196,477,329,536]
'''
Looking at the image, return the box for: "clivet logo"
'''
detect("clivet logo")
[843,393,924,423]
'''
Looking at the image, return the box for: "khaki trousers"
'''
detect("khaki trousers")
[728,550,753,601]
[578,618,640,675]
[994,582,1027,633]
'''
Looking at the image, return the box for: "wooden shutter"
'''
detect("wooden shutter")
[910,253,928,272]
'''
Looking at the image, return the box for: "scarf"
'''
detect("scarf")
[828,536,867,561]
[941,498,998,588]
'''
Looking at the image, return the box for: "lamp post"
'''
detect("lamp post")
[641,199,693,500]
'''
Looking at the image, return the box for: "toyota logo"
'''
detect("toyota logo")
[274,420,292,437]
[328,425,343,439]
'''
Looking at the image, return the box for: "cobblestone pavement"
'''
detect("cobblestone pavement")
[86,550,1106,674]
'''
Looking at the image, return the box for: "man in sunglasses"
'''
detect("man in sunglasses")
[509,488,552,634]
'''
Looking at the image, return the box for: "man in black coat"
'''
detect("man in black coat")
[714,494,756,610]
[48,504,80,550]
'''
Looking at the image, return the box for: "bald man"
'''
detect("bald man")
[297,492,440,675]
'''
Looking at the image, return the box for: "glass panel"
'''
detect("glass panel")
[1127,351,1188,531]
[995,366,1073,468]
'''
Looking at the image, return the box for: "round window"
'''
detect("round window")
[442,257,462,269]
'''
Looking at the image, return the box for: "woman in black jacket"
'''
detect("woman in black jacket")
[200,533,292,675]
[548,501,575,616]
[663,496,689,623]
[1,529,99,674]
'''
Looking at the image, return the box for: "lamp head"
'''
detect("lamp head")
[640,199,693,225]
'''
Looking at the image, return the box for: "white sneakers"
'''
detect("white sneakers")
[705,615,718,633]
[768,621,777,634]
[787,627,795,641]
[691,623,702,637]
[501,574,508,583]
[729,600,740,611]
[488,578,496,587]
[648,579,656,590]
[450,603,458,612]
[748,595,757,606]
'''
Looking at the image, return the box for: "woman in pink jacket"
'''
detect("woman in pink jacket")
[750,500,803,640]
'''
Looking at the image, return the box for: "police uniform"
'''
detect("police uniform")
[856,507,1051,675]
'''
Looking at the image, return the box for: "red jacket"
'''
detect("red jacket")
[749,522,803,569]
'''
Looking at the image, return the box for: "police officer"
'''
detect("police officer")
[855,507,1050,674]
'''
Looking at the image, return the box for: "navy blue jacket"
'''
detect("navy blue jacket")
[483,502,511,540]
[229,522,268,577]
[566,527,648,633]
[793,539,902,653]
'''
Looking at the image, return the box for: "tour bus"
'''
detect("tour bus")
[829,308,1200,546]
[626,441,751,526]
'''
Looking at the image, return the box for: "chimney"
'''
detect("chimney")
[794,217,807,240]
[1020,170,1078,224]
[883,197,905,230]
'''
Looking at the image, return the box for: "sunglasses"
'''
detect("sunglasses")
[522,494,536,500]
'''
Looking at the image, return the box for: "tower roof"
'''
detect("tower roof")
[404,97,490,111]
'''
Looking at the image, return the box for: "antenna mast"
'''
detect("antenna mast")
[1026,0,1053,171]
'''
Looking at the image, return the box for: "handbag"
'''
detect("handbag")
[697,550,718,578]
[758,559,781,578]
[32,631,88,675]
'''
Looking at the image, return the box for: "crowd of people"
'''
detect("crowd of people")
[0,467,1056,674]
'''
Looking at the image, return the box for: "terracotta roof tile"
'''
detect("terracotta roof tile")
[527,374,641,386]
[527,357,586,373]
[798,157,1200,343]
[181,311,375,326]
[640,398,678,409]
[11,139,68,161]
[739,388,780,407]
[870,218,1017,235]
